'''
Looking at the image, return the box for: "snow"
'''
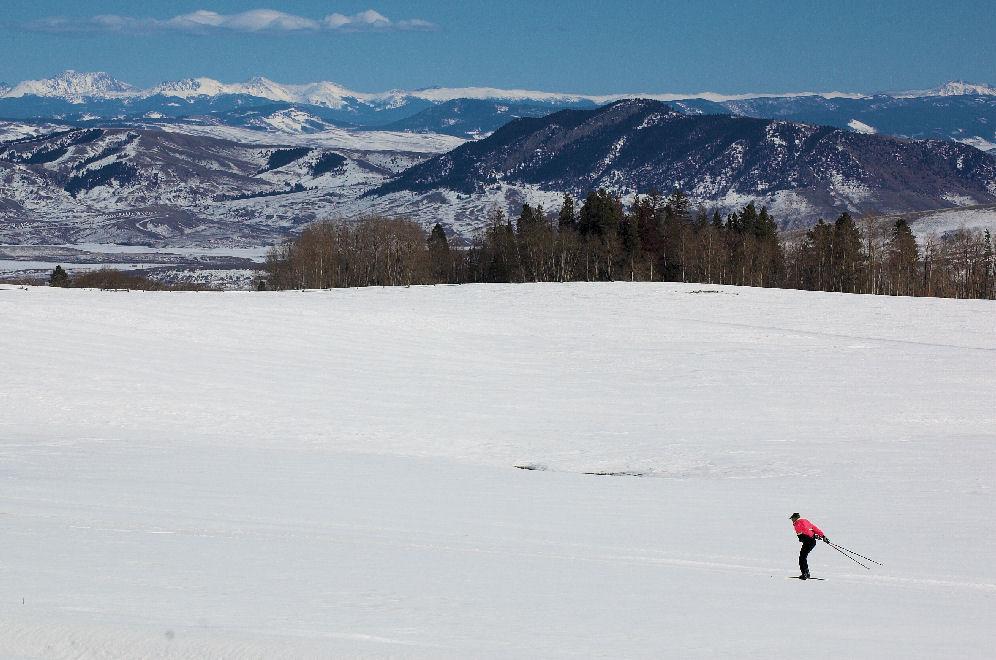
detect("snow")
[765,122,789,146]
[151,77,229,98]
[3,70,137,103]
[908,206,996,237]
[893,80,996,98]
[53,243,271,261]
[956,136,996,152]
[847,119,877,134]
[343,183,567,234]
[828,171,873,205]
[0,120,70,142]
[941,193,976,206]
[1,282,994,657]
[248,108,335,134]
[3,71,876,107]
[156,122,465,153]
[6,71,996,110]
[410,87,867,104]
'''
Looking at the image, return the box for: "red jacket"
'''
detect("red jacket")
[793,518,824,539]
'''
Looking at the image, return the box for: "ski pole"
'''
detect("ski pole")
[828,542,871,570]
[828,542,883,566]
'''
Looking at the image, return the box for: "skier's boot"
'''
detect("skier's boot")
[801,572,810,580]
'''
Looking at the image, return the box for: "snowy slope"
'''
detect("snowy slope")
[0,120,70,141]
[155,121,464,152]
[905,205,996,238]
[0,283,994,658]
[0,125,462,247]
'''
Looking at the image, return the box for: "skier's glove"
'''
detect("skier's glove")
[822,536,830,543]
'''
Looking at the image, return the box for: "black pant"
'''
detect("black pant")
[799,534,817,575]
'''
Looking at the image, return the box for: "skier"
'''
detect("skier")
[790,513,828,579]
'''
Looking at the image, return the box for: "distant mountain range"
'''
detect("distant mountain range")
[6,70,996,106]
[3,72,996,250]
[1,71,996,149]
[375,99,996,227]
[0,71,598,127]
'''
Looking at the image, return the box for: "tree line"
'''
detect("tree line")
[264,189,995,300]
[47,266,214,291]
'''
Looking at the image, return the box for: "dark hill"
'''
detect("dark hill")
[372,99,996,225]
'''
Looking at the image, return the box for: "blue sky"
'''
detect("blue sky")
[1,1,994,93]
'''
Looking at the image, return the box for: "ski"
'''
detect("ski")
[787,576,825,580]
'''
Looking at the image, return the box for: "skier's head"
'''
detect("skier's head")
[790,513,801,521]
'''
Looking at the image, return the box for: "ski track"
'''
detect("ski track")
[1,282,994,658]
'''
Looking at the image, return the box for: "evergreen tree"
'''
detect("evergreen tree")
[798,219,834,290]
[694,206,709,230]
[49,265,70,288]
[982,229,994,299]
[618,206,641,279]
[479,206,518,282]
[427,223,451,283]
[667,188,690,224]
[753,206,784,286]
[660,199,686,280]
[831,213,864,292]
[557,193,576,231]
[755,206,778,241]
[577,189,623,238]
[887,218,919,296]
[516,203,540,236]
[725,205,759,285]
[631,194,662,273]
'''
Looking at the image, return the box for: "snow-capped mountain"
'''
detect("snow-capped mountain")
[152,77,363,106]
[150,77,235,99]
[4,71,996,145]
[893,80,996,98]
[5,70,996,107]
[4,71,137,103]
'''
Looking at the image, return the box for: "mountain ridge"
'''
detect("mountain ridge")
[5,70,995,106]
[373,99,996,226]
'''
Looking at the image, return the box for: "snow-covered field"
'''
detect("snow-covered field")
[0,282,994,658]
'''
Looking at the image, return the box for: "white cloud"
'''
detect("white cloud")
[24,8,436,35]
[324,10,391,30]
[168,10,321,33]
